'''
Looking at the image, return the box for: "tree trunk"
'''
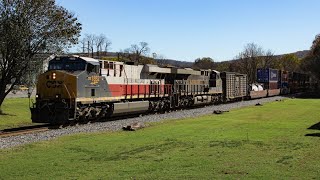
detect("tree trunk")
[0,81,14,111]
[0,86,6,114]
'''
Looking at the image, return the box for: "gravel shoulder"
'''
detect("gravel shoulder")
[0,96,286,149]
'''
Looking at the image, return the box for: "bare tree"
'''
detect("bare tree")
[78,33,111,57]
[155,54,168,66]
[78,37,87,53]
[85,34,95,57]
[124,42,150,63]
[260,50,276,69]
[236,43,277,83]
[104,38,112,53]
[237,43,264,84]
[94,34,105,57]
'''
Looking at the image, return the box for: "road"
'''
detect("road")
[5,89,36,99]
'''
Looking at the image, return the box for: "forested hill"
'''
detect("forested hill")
[155,50,310,68]
[277,50,309,59]
[73,50,309,68]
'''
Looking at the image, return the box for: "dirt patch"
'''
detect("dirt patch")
[209,140,265,148]
[276,155,293,164]
[222,170,248,175]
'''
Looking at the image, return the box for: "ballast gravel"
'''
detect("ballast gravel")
[0,96,286,149]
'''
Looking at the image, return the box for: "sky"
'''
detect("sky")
[57,0,320,62]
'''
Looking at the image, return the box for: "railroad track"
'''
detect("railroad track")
[0,94,297,138]
[0,124,50,138]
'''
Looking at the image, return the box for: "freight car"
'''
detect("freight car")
[278,70,290,94]
[220,72,247,102]
[288,72,310,93]
[248,83,267,99]
[256,68,280,97]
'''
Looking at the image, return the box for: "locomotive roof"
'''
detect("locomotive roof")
[212,70,220,74]
[52,55,100,66]
[72,55,100,66]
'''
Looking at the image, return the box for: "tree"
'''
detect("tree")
[215,62,230,72]
[79,38,87,53]
[311,34,320,57]
[84,34,95,57]
[94,34,105,58]
[192,57,215,70]
[278,54,300,72]
[0,0,81,110]
[123,42,150,63]
[78,33,112,57]
[260,50,277,69]
[236,43,275,83]
[155,54,169,67]
[302,34,320,84]
[104,38,112,53]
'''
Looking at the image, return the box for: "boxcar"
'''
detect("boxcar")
[221,72,247,102]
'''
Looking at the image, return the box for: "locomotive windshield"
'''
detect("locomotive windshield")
[49,60,86,71]
[48,57,100,74]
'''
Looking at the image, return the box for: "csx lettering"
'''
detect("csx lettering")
[88,76,100,85]
[46,81,63,88]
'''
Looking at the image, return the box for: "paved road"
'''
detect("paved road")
[5,89,36,99]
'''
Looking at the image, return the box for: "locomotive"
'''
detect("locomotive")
[31,56,225,124]
[30,55,308,124]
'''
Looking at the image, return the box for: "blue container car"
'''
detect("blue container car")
[257,68,279,83]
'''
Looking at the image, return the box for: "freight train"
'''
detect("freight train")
[30,55,309,124]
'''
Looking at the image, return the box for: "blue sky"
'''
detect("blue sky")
[57,0,320,62]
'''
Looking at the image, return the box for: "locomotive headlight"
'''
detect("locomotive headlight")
[55,94,61,98]
[36,94,39,98]
[52,73,56,80]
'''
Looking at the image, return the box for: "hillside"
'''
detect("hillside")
[70,50,310,68]
[155,50,310,68]
[277,50,309,59]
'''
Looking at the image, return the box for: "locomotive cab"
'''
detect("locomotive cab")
[208,70,223,94]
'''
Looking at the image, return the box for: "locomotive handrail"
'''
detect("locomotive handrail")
[63,84,72,106]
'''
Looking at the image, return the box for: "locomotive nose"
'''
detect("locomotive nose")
[31,70,78,124]
[36,70,77,100]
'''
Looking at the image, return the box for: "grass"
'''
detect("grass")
[0,98,34,130]
[1,98,320,179]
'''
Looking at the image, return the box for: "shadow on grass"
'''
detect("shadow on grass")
[0,113,16,116]
[295,92,320,99]
[305,133,320,137]
[305,122,320,137]
[307,122,320,130]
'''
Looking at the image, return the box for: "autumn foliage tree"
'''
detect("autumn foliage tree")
[278,54,300,72]
[0,0,82,110]
[302,34,320,85]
